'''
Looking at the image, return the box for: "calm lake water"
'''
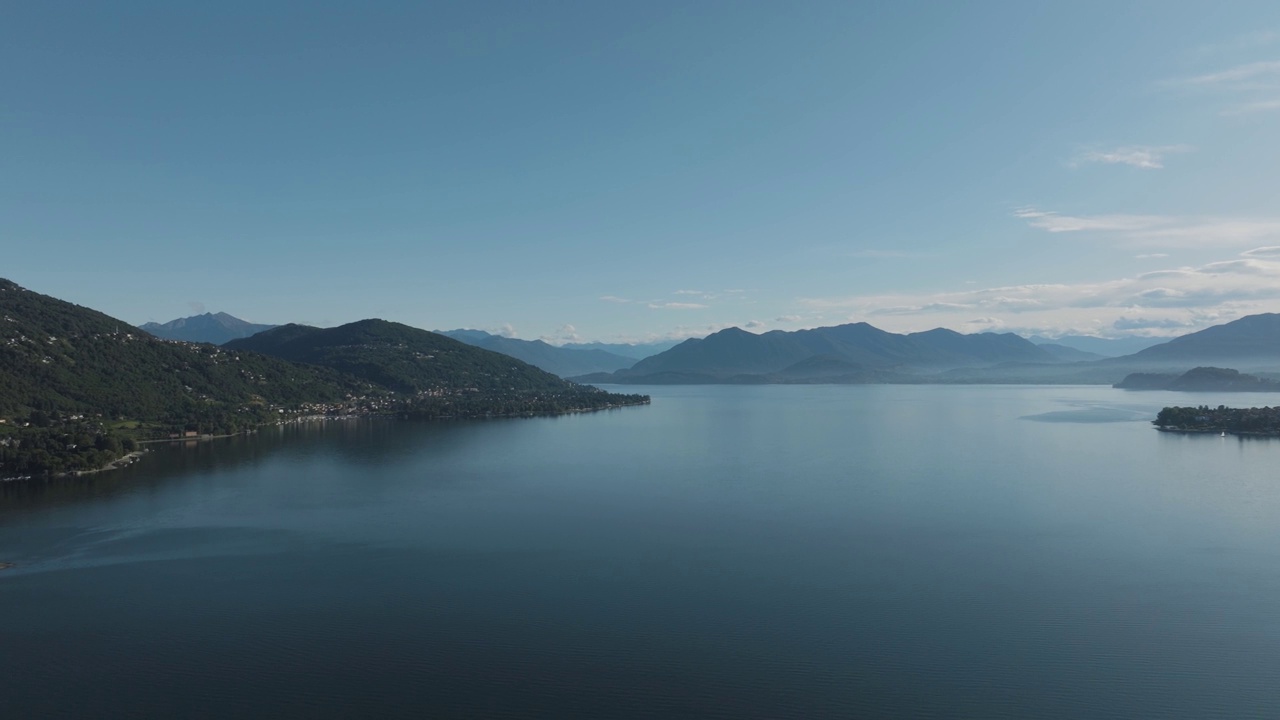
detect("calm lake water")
[4,385,1280,719]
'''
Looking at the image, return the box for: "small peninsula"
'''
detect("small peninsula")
[1154,405,1280,436]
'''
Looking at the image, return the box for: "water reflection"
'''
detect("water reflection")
[0,417,530,509]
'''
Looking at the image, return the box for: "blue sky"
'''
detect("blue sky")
[7,1,1280,344]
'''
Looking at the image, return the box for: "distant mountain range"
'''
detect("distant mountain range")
[1033,343,1103,362]
[134,307,1280,387]
[575,324,1060,384]
[139,313,276,344]
[1028,335,1161,357]
[560,340,680,360]
[575,314,1280,385]
[437,329,637,378]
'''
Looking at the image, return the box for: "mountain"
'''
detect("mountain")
[1120,314,1280,366]
[585,322,1058,383]
[1029,335,1164,357]
[139,312,276,344]
[1035,343,1103,362]
[767,355,907,384]
[560,340,680,360]
[1115,367,1280,392]
[0,278,376,476]
[906,328,1053,364]
[0,280,363,421]
[438,329,635,377]
[619,327,813,378]
[941,314,1280,384]
[0,279,645,478]
[226,321,598,394]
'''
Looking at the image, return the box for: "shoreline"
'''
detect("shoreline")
[1155,426,1280,437]
[60,450,149,479]
[3,400,651,483]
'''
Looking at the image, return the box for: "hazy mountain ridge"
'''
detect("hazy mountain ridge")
[1121,314,1280,364]
[1035,343,1104,362]
[560,340,680,360]
[139,312,276,344]
[437,329,636,377]
[585,323,1058,383]
[226,322,594,395]
[1028,335,1162,357]
[581,314,1280,385]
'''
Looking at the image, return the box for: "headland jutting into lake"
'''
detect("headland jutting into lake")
[1154,405,1280,436]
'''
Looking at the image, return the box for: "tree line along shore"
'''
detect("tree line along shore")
[1154,405,1280,436]
[2,389,650,482]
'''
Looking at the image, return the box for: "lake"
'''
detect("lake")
[3,385,1280,719]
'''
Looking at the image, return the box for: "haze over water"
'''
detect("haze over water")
[4,385,1280,719]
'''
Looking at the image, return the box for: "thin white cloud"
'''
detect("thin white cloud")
[1180,60,1280,86]
[1222,98,1280,115]
[647,302,708,310]
[848,249,933,259]
[1135,253,1169,259]
[1242,246,1280,258]
[539,323,584,345]
[599,295,631,304]
[775,315,803,323]
[671,289,718,301]
[1165,57,1280,114]
[1194,31,1280,57]
[796,253,1280,338]
[1014,208,1171,234]
[963,317,1006,332]
[1071,145,1192,170]
[606,322,754,344]
[1015,207,1280,247]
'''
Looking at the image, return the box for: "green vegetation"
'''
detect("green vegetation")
[0,280,371,419]
[225,320,585,394]
[1,280,648,480]
[399,387,650,419]
[224,320,650,419]
[0,418,139,478]
[1154,405,1280,435]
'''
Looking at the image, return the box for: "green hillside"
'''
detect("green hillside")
[1,281,647,479]
[224,321,648,420]
[226,320,588,394]
[0,280,367,420]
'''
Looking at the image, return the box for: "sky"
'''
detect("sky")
[7,1,1280,345]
